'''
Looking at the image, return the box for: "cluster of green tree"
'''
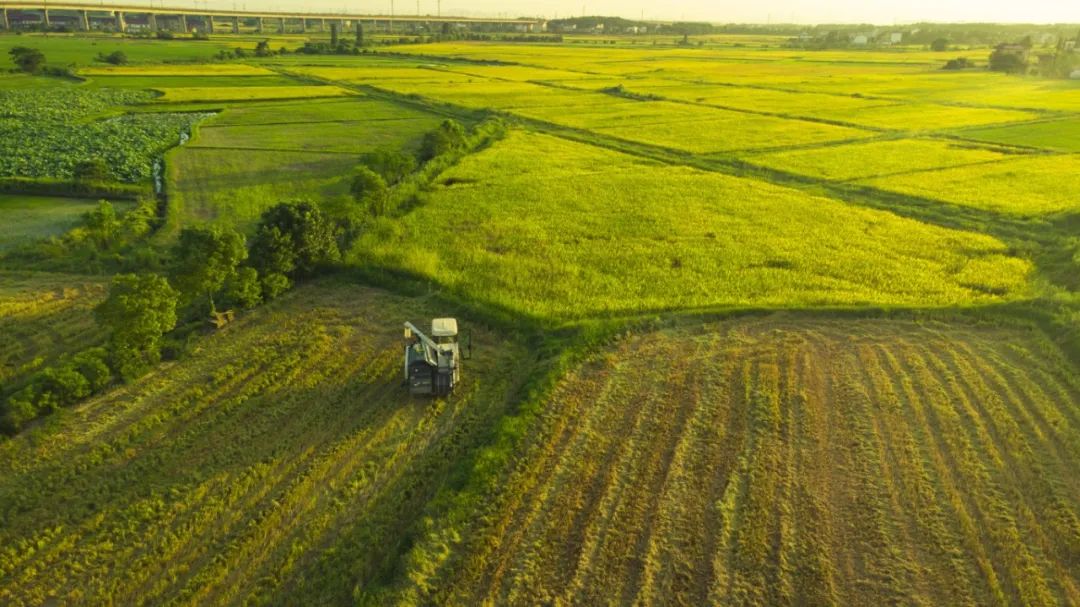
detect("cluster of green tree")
[94,50,129,65]
[942,57,976,70]
[0,201,343,434]
[348,119,468,220]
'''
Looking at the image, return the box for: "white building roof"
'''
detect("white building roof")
[432,318,458,337]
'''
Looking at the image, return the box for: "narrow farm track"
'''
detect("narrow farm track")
[0,281,532,606]
[435,317,1080,606]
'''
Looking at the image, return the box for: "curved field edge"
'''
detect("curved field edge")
[0,279,538,606]
[386,313,1080,606]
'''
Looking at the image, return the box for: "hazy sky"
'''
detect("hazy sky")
[146,0,1080,24]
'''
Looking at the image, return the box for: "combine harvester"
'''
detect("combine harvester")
[403,318,470,397]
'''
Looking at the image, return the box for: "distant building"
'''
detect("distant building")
[852,34,869,45]
[1072,69,1080,79]
[888,32,903,44]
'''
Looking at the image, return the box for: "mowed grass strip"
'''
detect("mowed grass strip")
[860,154,1080,215]
[193,118,441,154]
[152,86,358,103]
[0,281,532,606]
[744,138,1018,181]
[407,318,1080,607]
[354,131,1032,320]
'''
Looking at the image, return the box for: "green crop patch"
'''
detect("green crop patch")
[354,131,1032,320]
[152,86,358,103]
[745,138,1017,181]
[861,154,1080,215]
[0,195,129,252]
[208,97,435,126]
[0,89,211,182]
[958,118,1080,152]
[166,148,361,230]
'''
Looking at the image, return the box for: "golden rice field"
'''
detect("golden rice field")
[860,154,1080,215]
[78,64,279,77]
[152,85,357,102]
[407,318,1080,607]
[745,138,1018,181]
[355,131,1032,319]
[0,281,531,606]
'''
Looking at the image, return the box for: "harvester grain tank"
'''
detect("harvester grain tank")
[403,318,469,396]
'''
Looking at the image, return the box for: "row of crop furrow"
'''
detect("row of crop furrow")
[890,340,1057,606]
[857,343,983,606]
[0,325,362,604]
[560,338,704,604]
[500,357,661,605]
[631,338,740,606]
[443,357,620,605]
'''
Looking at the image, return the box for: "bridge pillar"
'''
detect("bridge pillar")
[320,18,326,32]
[300,18,307,33]
[43,8,50,27]
[114,11,126,32]
[278,17,285,33]
[148,13,158,31]
[231,15,239,34]
[179,14,187,32]
[1,9,8,31]
[207,14,214,32]
[79,10,90,31]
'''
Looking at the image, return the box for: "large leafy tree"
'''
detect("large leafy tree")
[170,226,247,313]
[8,47,45,74]
[360,149,417,185]
[420,119,467,161]
[350,166,390,217]
[249,202,341,299]
[95,274,179,381]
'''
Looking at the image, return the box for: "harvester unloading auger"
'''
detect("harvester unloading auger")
[403,318,470,397]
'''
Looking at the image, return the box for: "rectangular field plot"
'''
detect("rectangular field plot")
[958,118,1080,152]
[153,86,358,103]
[791,71,1080,113]
[167,148,361,228]
[745,139,1017,181]
[193,117,441,154]
[819,103,1039,131]
[514,101,872,152]
[370,79,617,110]
[86,75,303,89]
[354,131,1032,320]
[208,97,433,126]
[78,64,279,76]
[0,281,532,606]
[617,82,899,116]
[414,318,1080,607]
[860,154,1080,215]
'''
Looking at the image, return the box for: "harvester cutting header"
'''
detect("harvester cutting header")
[403,318,469,397]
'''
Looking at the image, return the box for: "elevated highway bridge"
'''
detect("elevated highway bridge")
[0,1,545,34]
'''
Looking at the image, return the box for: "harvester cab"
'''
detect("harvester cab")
[403,318,470,397]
